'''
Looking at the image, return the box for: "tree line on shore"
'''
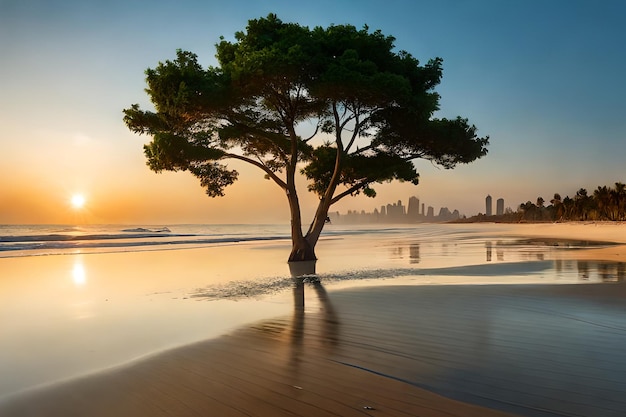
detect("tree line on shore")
[475,182,626,222]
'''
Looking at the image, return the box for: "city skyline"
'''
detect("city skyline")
[329,195,462,224]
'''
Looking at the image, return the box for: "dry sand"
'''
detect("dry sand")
[507,222,626,245]
[2,222,626,417]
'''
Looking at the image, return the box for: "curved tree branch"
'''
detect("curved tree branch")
[330,179,371,205]
[224,153,287,189]
[344,117,363,154]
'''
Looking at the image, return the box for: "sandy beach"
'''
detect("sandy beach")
[1,222,625,416]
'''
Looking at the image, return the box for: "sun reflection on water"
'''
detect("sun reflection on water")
[72,261,86,286]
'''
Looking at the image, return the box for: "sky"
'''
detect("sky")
[1,0,625,225]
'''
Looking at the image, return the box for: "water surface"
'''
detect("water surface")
[0,223,623,398]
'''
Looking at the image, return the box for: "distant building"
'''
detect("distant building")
[407,196,420,219]
[496,198,504,216]
[385,200,406,221]
[486,195,493,216]
[398,200,405,215]
[427,206,434,218]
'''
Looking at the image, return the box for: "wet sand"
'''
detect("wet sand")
[2,222,626,416]
[500,222,626,263]
[2,281,626,417]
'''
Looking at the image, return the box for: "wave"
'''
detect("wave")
[0,226,290,256]
[121,227,171,233]
[0,232,185,243]
[0,235,289,254]
[0,223,460,257]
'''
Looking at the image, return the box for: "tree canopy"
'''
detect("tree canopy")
[124,14,489,262]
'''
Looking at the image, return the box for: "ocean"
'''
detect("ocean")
[1,223,623,282]
[0,223,433,258]
[0,224,293,257]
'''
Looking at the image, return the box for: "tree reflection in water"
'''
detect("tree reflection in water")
[288,261,340,376]
[577,260,626,281]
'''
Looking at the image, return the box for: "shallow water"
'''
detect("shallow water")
[0,223,623,399]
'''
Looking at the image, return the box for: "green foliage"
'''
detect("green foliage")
[514,182,626,222]
[302,144,418,198]
[123,13,489,242]
[373,114,488,169]
[142,132,226,172]
[189,163,238,198]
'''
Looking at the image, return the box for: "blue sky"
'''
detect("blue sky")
[1,0,625,223]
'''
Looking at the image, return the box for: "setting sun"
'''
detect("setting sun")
[71,194,86,209]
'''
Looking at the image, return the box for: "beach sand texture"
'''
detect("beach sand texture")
[1,223,626,416]
[2,281,626,417]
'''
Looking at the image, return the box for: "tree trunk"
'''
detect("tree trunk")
[289,259,317,276]
[288,235,316,262]
[285,182,317,263]
[303,197,332,249]
[284,120,335,264]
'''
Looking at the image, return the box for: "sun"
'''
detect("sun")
[71,194,86,209]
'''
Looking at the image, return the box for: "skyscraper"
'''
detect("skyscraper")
[486,195,492,216]
[496,198,504,216]
[407,196,420,219]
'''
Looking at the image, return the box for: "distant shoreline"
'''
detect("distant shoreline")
[450,218,626,225]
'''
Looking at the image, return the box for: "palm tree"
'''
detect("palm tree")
[534,196,545,220]
[550,193,563,221]
[574,188,592,220]
[562,196,575,220]
[613,182,626,220]
[593,185,611,220]
[519,201,537,221]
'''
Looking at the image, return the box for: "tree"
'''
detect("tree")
[611,182,626,221]
[550,193,563,221]
[574,188,592,220]
[534,196,545,221]
[519,201,537,221]
[123,14,489,263]
[536,196,544,208]
[593,185,611,220]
